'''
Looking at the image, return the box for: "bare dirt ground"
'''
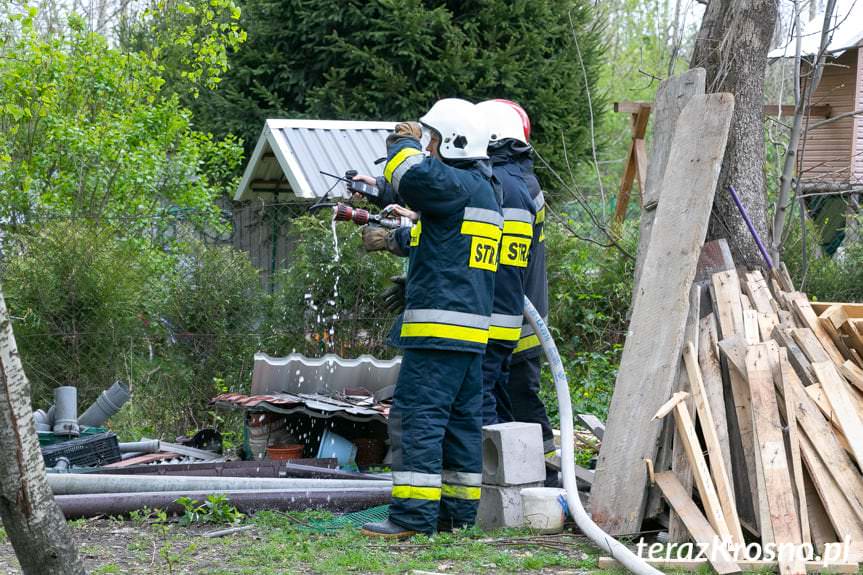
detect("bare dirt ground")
[0,516,600,575]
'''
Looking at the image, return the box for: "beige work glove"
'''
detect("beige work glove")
[387,121,422,145]
[362,225,389,252]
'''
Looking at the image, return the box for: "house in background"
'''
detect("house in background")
[232,119,396,287]
[770,1,863,253]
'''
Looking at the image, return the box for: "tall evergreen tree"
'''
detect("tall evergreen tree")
[187,0,604,180]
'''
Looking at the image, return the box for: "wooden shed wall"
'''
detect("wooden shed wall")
[231,200,300,289]
[799,49,858,183]
[854,47,863,183]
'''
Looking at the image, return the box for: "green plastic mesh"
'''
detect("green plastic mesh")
[302,505,390,532]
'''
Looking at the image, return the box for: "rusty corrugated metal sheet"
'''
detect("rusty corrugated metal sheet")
[212,392,390,423]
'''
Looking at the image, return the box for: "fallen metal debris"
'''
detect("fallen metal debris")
[86,459,377,480]
[202,525,256,538]
[55,487,391,518]
[47,473,390,495]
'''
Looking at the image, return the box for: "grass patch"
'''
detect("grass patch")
[232,511,595,574]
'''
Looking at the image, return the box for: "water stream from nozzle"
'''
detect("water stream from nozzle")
[327,209,342,350]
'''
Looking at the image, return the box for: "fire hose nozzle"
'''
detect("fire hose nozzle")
[332,203,412,230]
[333,203,370,225]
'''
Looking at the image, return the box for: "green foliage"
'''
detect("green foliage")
[189,0,604,180]
[0,8,242,232]
[538,220,633,424]
[177,494,245,525]
[263,213,402,358]
[783,214,863,303]
[2,222,158,406]
[112,238,264,437]
[119,0,247,100]
[129,507,169,527]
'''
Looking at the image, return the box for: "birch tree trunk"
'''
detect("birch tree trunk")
[691,0,778,270]
[0,289,84,575]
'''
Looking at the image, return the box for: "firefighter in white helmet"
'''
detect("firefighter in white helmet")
[361,98,502,537]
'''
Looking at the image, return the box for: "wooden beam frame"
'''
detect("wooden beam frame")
[612,104,651,231]
[614,101,832,118]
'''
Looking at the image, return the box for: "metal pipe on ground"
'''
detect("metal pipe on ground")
[56,488,392,519]
[88,460,380,480]
[48,473,391,495]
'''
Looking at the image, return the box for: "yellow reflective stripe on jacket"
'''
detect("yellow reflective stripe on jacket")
[410,220,422,247]
[503,220,533,237]
[535,206,546,224]
[489,325,521,341]
[460,221,502,241]
[489,313,523,342]
[401,323,489,344]
[514,333,541,354]
[384,148,423,182]
[392,485,441,501]
[441,484,481,500]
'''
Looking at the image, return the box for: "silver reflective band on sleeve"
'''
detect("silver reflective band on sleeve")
[441,470,482,486]
[463,207,504,227]
[391,154,424,192]
[403,309,491,330]
[502,207,534,224]
[491,313,524,329]
[392,471,442,487]
[533,191,545,212]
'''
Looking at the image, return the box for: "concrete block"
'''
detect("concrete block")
[482,422,546,486]
[476,483,542,530]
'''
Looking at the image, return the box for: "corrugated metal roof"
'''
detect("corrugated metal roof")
[235,120,397,202]
[249,352,401,397]
[769,0,863,58]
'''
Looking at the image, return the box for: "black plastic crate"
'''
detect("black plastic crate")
[41,432,121,468]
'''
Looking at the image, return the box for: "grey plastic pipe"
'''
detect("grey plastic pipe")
[118,440,161,453]
[48,473,391,495]
[52,386,79,435]
[523,297,661,575]
[79,381,130,427]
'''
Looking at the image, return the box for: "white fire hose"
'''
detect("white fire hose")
[523,297,661,575]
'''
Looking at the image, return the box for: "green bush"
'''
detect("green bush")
[263,213,403,359]
[781,214,863,303]
[2,222,157,407]
[538,220,634,423]
[112,239,266,438]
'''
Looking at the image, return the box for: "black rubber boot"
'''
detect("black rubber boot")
[361,519,418,539]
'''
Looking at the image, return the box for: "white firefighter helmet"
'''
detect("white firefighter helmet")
[476,99,531,145]
[420,98,490,161]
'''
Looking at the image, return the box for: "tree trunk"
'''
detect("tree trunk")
[0,289,84,575]
[691,0,778,270]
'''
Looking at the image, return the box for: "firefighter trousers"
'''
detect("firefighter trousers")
[481,342,514,425]
[387,348,483,533]
[507,355,555,453]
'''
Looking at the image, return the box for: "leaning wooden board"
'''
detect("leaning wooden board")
[653,471,741,575]
[631,68,707,309]
[592,93,734,535]
[747,343,805,575]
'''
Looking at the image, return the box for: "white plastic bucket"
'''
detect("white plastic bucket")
[521,487,567,533]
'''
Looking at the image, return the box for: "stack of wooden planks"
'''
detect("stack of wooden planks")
[610,250,863,573]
